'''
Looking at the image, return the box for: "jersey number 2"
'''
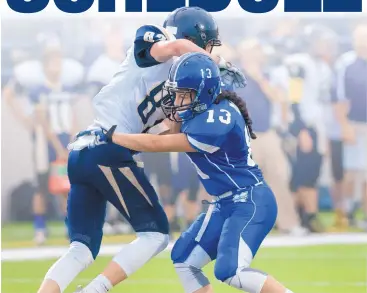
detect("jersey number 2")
[143,31,165,42]
[206,109,231,125]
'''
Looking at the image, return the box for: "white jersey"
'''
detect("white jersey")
[90,24,175,134]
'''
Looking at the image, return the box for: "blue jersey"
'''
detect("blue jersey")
[182,99,263,196]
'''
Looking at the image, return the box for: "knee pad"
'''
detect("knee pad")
[148,231,170,253]
[113,232,169,276]
[45,241,94,292]
[174,263,210,293]
[67,232,102,259]
[68,241,95,267]
[224,267,268,293]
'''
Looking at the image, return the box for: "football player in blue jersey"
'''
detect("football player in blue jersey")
[37,7,246,293]
[94,53,295,293]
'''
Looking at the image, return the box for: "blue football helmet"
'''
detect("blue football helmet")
[161,52,221,121]
[163,7,221,51]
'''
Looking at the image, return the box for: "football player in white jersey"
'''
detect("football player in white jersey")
[37,7,246,293]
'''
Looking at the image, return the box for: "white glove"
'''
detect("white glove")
[217,56,247,88]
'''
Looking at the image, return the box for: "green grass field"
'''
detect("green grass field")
[2,244,367,293]
[2,212,364,248]
[2,217,367,293]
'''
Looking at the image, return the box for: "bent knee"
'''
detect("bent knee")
[154,232,170,253]
[214,257,251,282]
[140,232,169,254]
[174,263,210,293]
[69,241,94,268]
[214,264,235,282]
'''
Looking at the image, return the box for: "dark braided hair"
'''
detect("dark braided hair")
[215,90,257,139]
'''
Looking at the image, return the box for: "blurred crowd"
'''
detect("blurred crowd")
[1,16,366,245]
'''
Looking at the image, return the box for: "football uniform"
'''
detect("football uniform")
[67,25,175,258]
[171,99,278,285]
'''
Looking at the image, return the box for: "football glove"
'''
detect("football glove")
[217,56,247,88]
[76,125,117,149]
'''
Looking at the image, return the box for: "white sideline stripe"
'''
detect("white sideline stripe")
[2,233,367,262]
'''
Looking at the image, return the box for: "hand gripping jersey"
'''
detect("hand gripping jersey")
[182,99,263,196]
[91,25,175,134]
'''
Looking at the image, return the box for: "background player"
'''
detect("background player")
[37,7,246,293]
[285,25,336,232]
[93,52,294,293]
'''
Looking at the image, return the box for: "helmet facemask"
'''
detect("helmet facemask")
[161,81,207,122]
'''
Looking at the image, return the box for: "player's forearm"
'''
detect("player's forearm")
[152,39,219,63]
[112,133,169,152]
[112,133,194,153]
[112,133,159,152]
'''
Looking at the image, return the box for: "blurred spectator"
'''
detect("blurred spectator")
[285,25,337,232]
[142,152,175,229]
[262,18,302,60]
[322,38,347,231]
[334,22,367,230]
[326,72,347,231]
[86,24,126,96]
[3,39,84,244]
[236,39,306,235]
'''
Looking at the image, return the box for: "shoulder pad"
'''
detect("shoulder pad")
[134,25,174,68]
[13,60,44,88]
[62,59,85,86]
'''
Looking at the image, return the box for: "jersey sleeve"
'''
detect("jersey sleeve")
[186,132,225,154]
[183,109,234,154]
[133,25,169,68]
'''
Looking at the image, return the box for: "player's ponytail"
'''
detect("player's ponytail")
[215,90,257,139]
